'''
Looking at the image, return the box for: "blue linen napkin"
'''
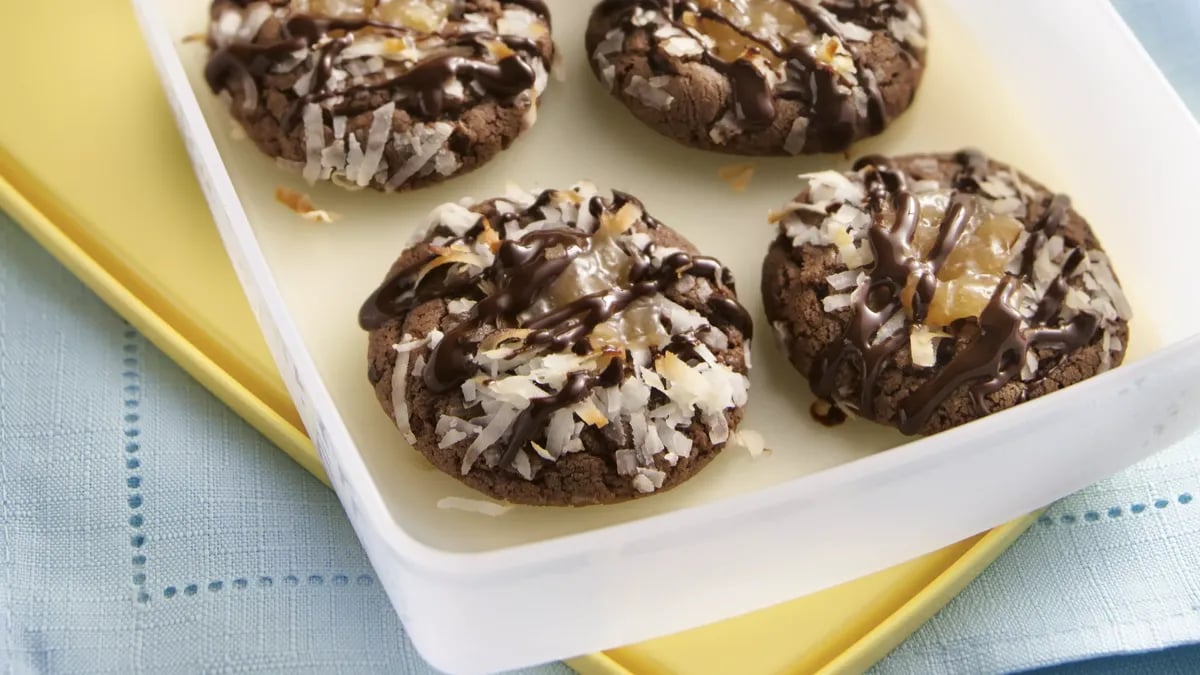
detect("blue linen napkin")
[0,219,570,673]
[1,2,1198,673]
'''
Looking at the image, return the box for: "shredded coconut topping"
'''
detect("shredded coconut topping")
[775,153,1129,384]
[379,184,752,494]
[208,1,552,191]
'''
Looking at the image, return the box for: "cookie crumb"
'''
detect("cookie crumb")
[274,187,338,223]
[718,163,756,193]
[436,496,513,516]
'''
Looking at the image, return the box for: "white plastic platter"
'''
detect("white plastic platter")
[133,0,1200,672]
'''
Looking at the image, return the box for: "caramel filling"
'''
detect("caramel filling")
[900,195,1025,327]
[533,213,672,351]
[685,0,807,65]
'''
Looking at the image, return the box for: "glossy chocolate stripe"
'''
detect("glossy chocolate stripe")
[810,153,1102,434]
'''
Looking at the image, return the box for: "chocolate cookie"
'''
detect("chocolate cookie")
[762,151,1132,435]
[585,0,925,155]
[360,184,754,505]
[205,0,554,192]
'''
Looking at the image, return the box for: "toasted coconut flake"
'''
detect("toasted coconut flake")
[546,408,576,456]
[601,64,617,88]
[734,429,768,459]
[709,110,742,145]
[274,187,338,223]
[632,474,656,493]
[910,325,949,368]
[889,12,927,49]
[784,117,810,155]
[1021,349,1039,381]
[511,449,535,479]
[320,138,347,177]
[598,201,643,238]
[414,246,488,287]
[625,74,674,110]
[390,335,429,444]
[462,407,520,474]
[693,342,719,365]
[574,398,610,428]
[804,170,865,204]
[482,38,516,60]
[592,28,624,59]
[301,103,325,184]
[439,428,469,449]
[872,309,907,345]
[658,422,693,458]
[436,496,513,516]
[637,467,667,489]
[386,122,455,190]
[498,7,548,40]
[212,10,241,44]
[351,102,395,187]
[446,298,476,316]
[717,163,756,192]
[768,203,808,224]
[428,201,479,235]
[615,448,638,476]
[831,16,873,42]
[706,411,730,444]
[823,293,855,313]
[1100,330,1113,372]
[826,270,862,292]
[662,35,704,57]
[656,351,707,398]
[825,217,873,268]
[1088,251,1133,320]
[811,35,857,83]
[487,376,550,406]
[530,441,554,461]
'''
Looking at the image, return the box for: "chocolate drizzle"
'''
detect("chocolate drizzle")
[592,0,918,146]
[499,361,621,466]
[360,188,751,466]
[809,152,1103,435]
[206,1,549,129]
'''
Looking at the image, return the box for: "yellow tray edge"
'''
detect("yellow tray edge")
[0,169,327,485]
[0,155,1032,674]
[814,513,1037,674]
[568,513,1036,675]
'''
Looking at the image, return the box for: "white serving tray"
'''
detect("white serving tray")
[132,0,1200,671]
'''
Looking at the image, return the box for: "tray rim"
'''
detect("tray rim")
[129,0,1180,572]
[0,115,1035,675]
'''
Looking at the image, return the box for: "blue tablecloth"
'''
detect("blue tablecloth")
[1,1,1197,672]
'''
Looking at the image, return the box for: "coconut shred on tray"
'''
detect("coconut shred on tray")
[203,0,556,192]
[360,183,755,506]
